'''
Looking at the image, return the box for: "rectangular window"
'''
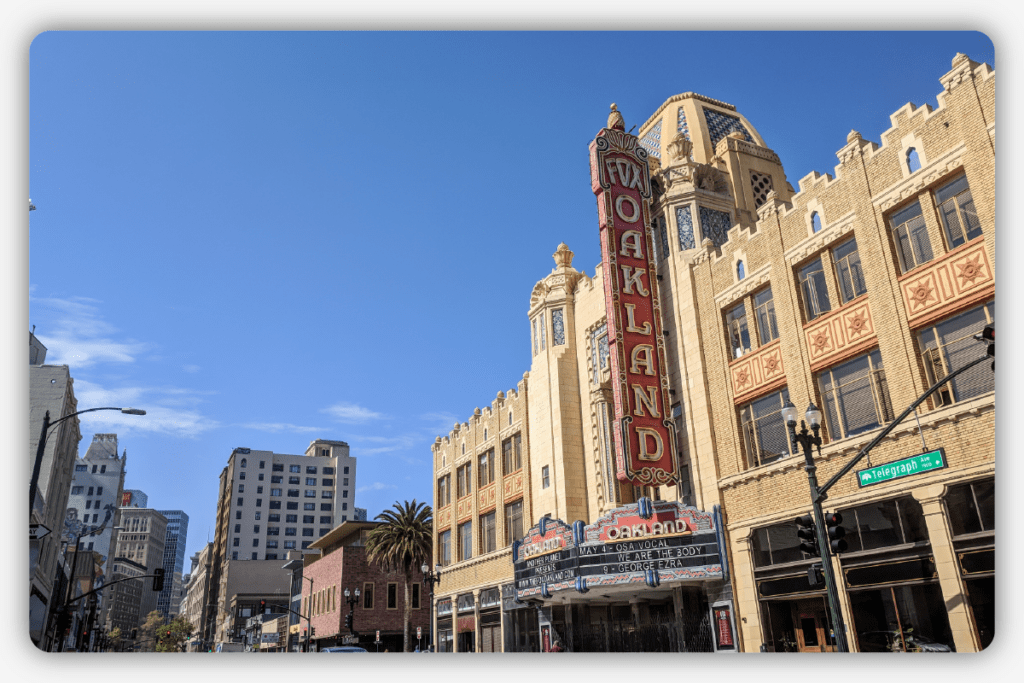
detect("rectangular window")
[412,583,421,609]
[289,476,300,485]
[833,238,867,304]
[502,434,522,475]
[304,502,315,510]
[232,538,239,547]
[944,478,995,536]
[254,511,261,520]
[798,257,831,321]
[935,174,982,248]
[252,538,259,547]
[304,490,316,498]
[542,466,550,488]
[238,484,244,492]
[269,514,280,522]
[753,287,779,345]
[285,528,296,536]
[234,524,240,533]
[342,490,347,498]
[321,503,332,511]
[343,478,349,486]
[237,498,243,506]
[321,479,333,486]
[239,472,245,481]
[457,463,473,498]
[87,486,94,495]
[818,349,893,440]
[889,201,934,273]
[323,467,334,475]
[319,528,329,536]
[342,503,348,510]
[283,541,296,549]
[305,477,316,486]
[478,449,494,487]
[503,499,524,545]
[272,464,284,472]
[306,466,317,474]
[344,466,349,474]
[387,583,398,610]
[259,460,265,468]
[236,510,242,520]
[918,302,994,407]
[287,490,299,497]
[267,527,279,536]
[739,389,793,468]
[363,583,374,609]
[725,301,751,359]
[269,501,281,510]
[320,515,331,524]
[438,530,451,566]
[76,464,87,472]
[836,496,929,553]
[437,475,451,507]
[302,528,314,537]
[480,512,496,554]
[256,486,263,494]
[287,514,297,522]
[323,491,334,499]
[271,475,282,484]
[232,551,238,560]
[458,521,473,562]
[303,515,314,524]
[287,502,298,510]
[71,486,83,495]
[266,540,278,549]
[271,488,282,496]
[290,465,301,473]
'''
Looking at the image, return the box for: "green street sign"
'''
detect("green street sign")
[857,448,947,487]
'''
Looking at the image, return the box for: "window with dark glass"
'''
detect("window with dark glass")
[271,475,282,484]
[286,502,298,510]
[504,500,523,545]
[458,521,472,562]
[935,175,982,248]
[387,583,398,609]
[412,583,421,609]
[798,258,831,321]
[272,464,284,472]
[437,475,451,507]
[918,302,994,407]
[818,349,893,440]
[363,583,374,609]
[888,201,933,273]
[750,522,808,568]
[438,530,451,566]
[289,476,300,485]
[725,301,751,359]
[480,512,496,554]
[835,496,929,553]
[753,287,779,344]
[832,238,867,304]
[457,463,473,498]
[478,449,494,487]
[321,503,332,511]
[944,479,994,536]
[290,465,300,473]
[739,389,792,468]
[303,515,314,524]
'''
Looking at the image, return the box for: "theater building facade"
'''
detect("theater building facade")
[429,52,994,653]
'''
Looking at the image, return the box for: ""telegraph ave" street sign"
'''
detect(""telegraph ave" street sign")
[856,448,947,487]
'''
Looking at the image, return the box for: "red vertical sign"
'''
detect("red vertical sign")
[589,107,678,487]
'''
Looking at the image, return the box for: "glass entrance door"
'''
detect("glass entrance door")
[791,599,835,652]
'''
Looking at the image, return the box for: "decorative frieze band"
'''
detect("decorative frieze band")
[804,297,877,371]
[900,240,994,329]
[731,339,786,403]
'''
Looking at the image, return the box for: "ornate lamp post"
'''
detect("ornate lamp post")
[421,563,441,650]
[782,400,849,653]
[343,587,360,639]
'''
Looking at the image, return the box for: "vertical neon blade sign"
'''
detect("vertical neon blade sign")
[589,105,678,487]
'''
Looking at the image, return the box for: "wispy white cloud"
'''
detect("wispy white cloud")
[238,422,322,434]
[31,296,148,368]
[73,379,219,438]
[419,411,460,436]
[348,434,420,456]
[182,364,201,373]
[321,402,385,423]
[357,482,397,494]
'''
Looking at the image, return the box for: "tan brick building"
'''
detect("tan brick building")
[430,52,994,653]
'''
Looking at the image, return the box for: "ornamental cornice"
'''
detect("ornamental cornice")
[715,135,782,164]
[871,143,966,212]
[638,91,738,136]
[784,211,858,264]
[714,261,772,307]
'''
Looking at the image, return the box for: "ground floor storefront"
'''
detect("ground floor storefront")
[734,474,994,652]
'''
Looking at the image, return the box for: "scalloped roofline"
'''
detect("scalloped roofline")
[638,92,737,135]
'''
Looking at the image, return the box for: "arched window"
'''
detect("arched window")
[811,212,822,233]
[241,458,247,468]
[906,148,921,173]
[509,410,513,423]
[737,260,745,280]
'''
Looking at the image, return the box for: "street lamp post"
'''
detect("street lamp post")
[421,563,441,651]
[31,406,146,517]
[782,400,850,653]
[57,525,124,652]
[343,587,360,640]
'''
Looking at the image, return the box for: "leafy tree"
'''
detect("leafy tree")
[138,611,166,652]
[156,616,195,652]
[365,500,432,652]
[108,626,123,652]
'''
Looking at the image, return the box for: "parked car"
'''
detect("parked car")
[321,646,368,653]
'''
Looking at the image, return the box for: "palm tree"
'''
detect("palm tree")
[365,500,432,652]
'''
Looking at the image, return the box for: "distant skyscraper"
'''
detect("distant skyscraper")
[155,510,189,619]
[122,489,148,508]
[113,507,167,625]
[354,507,368,521]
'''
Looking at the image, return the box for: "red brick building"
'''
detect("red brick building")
[303,521,430,652]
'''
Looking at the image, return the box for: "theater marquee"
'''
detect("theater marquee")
[513,501,726,601]
[590,105,678,487]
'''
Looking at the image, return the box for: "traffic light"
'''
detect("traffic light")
[131,628,137,640]
[345,612,353,630]
[807,563,824,588]
[982,325,994,370]
[260,599,266,612]
[824,512,848,553]
[152,567,165,592]
[795,514,819,556]
[311,626,316,637]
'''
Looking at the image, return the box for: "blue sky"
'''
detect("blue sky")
[28,31,994,570]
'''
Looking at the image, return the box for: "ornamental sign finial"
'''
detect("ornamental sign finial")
[607,103,625,131]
